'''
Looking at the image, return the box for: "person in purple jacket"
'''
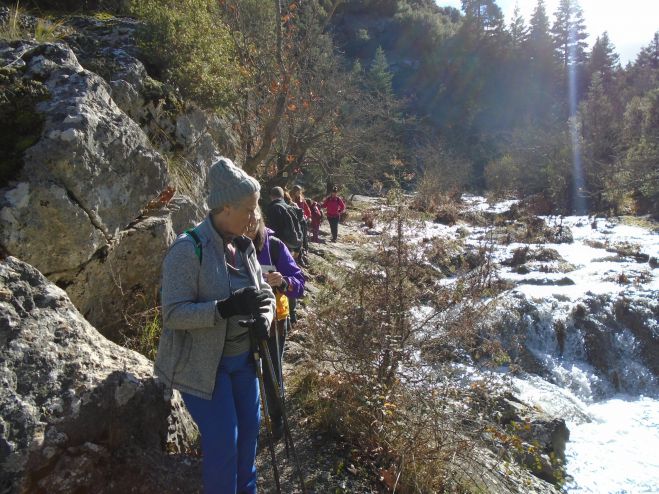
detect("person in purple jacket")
[246,210,304,439]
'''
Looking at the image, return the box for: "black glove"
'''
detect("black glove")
[249,315,270,341]
[216,287,270,319]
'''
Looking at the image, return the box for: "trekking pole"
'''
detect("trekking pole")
[273,319,290,459]
[241,320,282,494]
[258,338,308,494]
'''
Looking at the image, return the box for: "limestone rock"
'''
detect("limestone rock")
[63,212,176,342]
[0,42,169,269]
[0,182,106,276]
[494,393,570,484]
[0,256,199,494]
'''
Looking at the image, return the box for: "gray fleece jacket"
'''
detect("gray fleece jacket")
[154,216,275,399]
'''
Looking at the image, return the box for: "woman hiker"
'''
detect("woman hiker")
[306,197,323,242]
[155,158,275,494]
[290,185,311,257]
[321,185,346,242]
[246,210,304,440]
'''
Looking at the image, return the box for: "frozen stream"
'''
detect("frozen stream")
[412,196,659,493]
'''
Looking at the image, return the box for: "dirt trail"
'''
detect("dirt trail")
[255,197,381,493]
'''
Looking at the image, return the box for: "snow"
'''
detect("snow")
[413,195,659,494]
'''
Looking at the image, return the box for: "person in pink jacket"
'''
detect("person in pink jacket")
[321,185,346,242]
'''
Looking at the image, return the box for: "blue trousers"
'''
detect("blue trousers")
[181,351,260,494]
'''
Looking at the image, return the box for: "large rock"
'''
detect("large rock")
[0,40,185,339]
[0,257,200,494]
[66,15,239,210]
[0,41,168,270]
[65,211,177,342]
[493,393,570,484]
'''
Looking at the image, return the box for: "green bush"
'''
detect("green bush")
[130,0,243,109]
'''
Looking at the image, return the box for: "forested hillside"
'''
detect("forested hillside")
[5,0,657,216]
[331,0,659,216]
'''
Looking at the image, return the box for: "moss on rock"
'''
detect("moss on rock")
[0,66,50,187]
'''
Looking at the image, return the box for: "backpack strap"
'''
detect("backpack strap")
[269,236,281,265]
[184,227,202,263]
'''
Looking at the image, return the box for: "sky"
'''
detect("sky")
[436,0,659,65]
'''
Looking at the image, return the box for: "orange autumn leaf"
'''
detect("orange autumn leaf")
[379,466,396,491]
[145,185,176,210]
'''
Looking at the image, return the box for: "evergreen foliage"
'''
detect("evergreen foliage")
[130,0,242,109]
[125,0,659,215]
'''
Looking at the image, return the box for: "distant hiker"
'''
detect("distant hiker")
[272,189,305,323]
[291,185,311,245]
[155,158,275,494]
[265,186,302,253]
[291,185,311,265]
[321,185,346,242]
[283,190,307,266]
[246,210,304,440]
[306,197,323,242]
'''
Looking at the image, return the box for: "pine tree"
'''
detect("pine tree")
[588,32,620,93]
[636,31,659,69]
[580,71,618,168]
[528,0,552,51]
[550,0,588,68]
[625,32,659,100]
[621,89,659,215]
[369,46,394,97]
[509,3,528,50]
[460,0,504,38]
[522,0,560,124]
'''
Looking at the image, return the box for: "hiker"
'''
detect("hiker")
[321,185,346,242]
[155,158,275,494]
[283,190,308,267]
[290,185,311,253]
[306,197,323,242]
[246,210,304,440]
[265,186,302,253]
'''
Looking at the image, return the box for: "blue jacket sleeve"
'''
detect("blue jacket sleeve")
[274,240,305,299]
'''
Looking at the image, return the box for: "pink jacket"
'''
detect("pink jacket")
[322,196,345,218]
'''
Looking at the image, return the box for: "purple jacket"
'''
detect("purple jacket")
[257,228,305,299]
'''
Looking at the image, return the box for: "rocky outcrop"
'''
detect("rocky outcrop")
[65,15,239,209]
[0,12,247,339]
[0,256,199,493]
[64,211,177,341]
[492,393,569,484]
[0,40,172,337]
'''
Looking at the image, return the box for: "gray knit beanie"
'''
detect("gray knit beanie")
[207,158,260,211]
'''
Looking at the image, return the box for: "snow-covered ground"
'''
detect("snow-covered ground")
[413,195,659,493]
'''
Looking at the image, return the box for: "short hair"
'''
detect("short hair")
[270,186,284,198]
